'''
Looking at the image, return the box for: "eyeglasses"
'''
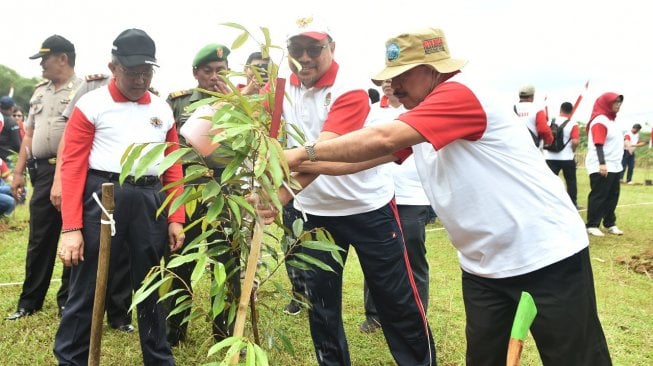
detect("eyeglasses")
[120,66,154,80]
[287,44,329,59]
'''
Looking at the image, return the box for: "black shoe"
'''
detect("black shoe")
[112,324,135,333]
[359,317,381,333]
[283,300,302,316]
[5,308,36,321]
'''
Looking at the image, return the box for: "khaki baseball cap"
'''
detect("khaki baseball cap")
[372,28,467,86]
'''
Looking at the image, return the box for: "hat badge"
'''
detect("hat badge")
[386,43,400,62]
[296,16,314,28]
[216,47,223,59]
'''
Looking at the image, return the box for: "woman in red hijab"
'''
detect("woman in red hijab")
[584,92,624,236]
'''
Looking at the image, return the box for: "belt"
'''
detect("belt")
[34,157,57,165]
[88,169,160,186]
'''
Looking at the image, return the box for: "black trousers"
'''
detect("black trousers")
[282,202,307,302]
[462,247,611,366]
[165,201,241,344]
[620,150,635,182]
[586,172,621,228]
[364,204,430,319]
[297,202,435,366]
[18,163,67,311]
[54,174,174,366]
[546,159,578,206]
[18,163,131,323]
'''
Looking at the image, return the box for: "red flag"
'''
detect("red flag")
[570,80,589,119]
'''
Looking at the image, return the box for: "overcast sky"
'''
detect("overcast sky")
[4,0,652,129]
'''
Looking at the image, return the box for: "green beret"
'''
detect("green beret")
[192,43,231,67]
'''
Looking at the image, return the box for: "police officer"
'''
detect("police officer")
[7,34,82,320]
[165,43,241,346]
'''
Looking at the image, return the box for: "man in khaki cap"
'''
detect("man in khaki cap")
[7,34,82,321]
[273,28,612,366]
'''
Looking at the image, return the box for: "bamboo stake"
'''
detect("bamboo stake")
[89,183,115,366]
[229,220,263,364]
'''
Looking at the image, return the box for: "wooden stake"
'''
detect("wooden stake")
[89,183,114,366]
[229,220,263,365]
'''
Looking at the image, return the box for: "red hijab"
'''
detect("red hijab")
[586,92,623,134]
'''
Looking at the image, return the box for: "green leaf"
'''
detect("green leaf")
[190,254,208,286]
[155,186,178,218]
[232,31,249,50]
[226,197,242,225]
[229,194,255,216]
[221,153,246,182]
[207,335,243,356]
[253,343,269,366]
[220,22,247,32]
[119,143,146,184]
[132,276,170,311]
[276,329,295,355]
[292,219,304,239]
[157,147,191,176]
[205,196,225,223]
[213,261,226,288]
[295,252,337,272]
[285,258,311,271]
[202,180,222,202]
[245,342,256,366]
[168,186,194,217]
[134,143,168,179]
[300,240,345,253]
[167,252,204,269]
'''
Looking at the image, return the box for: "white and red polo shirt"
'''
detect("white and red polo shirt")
[396,70,587,278]
[585,115,624,174]
[283,61,394,216]
[61,80,184,229]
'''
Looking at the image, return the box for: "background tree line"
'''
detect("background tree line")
[0,65,41,112]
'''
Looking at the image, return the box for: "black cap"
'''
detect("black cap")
[111,29,158,67]
[29,35,75,59]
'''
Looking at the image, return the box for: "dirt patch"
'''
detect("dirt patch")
[616,250,653,277]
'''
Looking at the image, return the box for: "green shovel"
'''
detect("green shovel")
[506,291,537,366]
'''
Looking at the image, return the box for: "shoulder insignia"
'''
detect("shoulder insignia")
[85,73,109,82]
[168,89,193,100]
[34,80,49,88]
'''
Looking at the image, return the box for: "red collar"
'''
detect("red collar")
[289,61,339,88]
[108,79,151,104]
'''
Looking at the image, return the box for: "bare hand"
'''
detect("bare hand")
[168,222,185,252]
[11,173,25,201]
[247,193,279,225]
[598,164,608,177]
[284,147,305,170]
[59,230,85,267]
[50,177,62,211]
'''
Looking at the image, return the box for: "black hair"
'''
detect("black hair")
[246,52,269,65]
[560,102,573,114]
[368,88,380,104]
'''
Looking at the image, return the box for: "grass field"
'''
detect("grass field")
[0,166,651,365]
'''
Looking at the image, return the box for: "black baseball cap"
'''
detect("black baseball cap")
[29,35,75,59]
[111,28,158,67]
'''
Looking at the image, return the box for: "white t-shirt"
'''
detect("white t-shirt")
[397,69,587,278]
[283,63,394,216]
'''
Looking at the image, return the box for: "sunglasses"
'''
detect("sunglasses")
[287,44,329,59]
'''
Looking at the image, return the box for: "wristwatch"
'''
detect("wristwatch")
[304,141,318,162]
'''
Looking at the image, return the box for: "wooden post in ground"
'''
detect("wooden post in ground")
[229,220,263,365]
[89,183,115,366]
